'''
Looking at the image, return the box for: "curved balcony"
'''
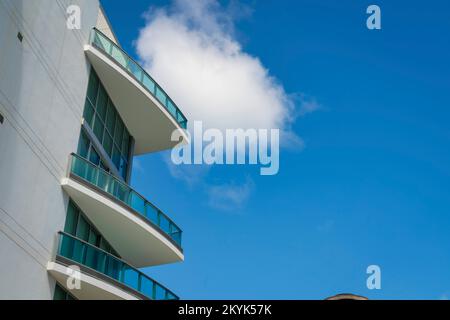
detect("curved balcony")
[48,232,178,300]
[61,153,183,267]
[85,28,188,154]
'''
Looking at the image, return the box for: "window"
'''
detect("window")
[64,201,120,257]
[53,284,75,300]
[81,68,131,180]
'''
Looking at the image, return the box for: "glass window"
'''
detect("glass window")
[64,201,120,260]
[114,117,124,143]
[81,68,133,181]
[105,101,116,134]
[77,131,90,159]
[96,86,108,121]
[119,157,128,179]
[88,228,99,246]
[83,100,95,127]
[64,201,78,235]
[103,133,113,157]
[89,148,100,166]
[76,215,90,241]
[93,115,104,142]
[87,72,99,105]
[122,130,130,156]
[53,284,75,300]
[112,145,121,169]
[99,238,111,253]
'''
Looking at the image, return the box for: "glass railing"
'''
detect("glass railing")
[90,28,187,129]
[69,153,182,248]
[57,232,178,300]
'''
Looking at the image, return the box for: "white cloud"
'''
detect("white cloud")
[136,0,321,211]
[206,177,254,212]
[163,153,210,187]
[135,0,301,134]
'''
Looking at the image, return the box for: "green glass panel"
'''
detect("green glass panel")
[103,133,113,157]
[93,32,112,53]
[140,277,154,298]
[119,158,127,180]
[105,257,122,281]
[114,117,124,143]
[57,231,177,300]
[99,238,110,252]
[115,181,129,203]
[112,145,121,169]
[69,154,183,247]
[145,203,158,225]
[123,266,139,289]
[72,240,85,263]
[93,115,104,142]
[71,155,86,177]
[111,46,128,68]
[96,86,108,121]
[53,284,68,300]
[97,169,110,192]
[155,86,167,106]
[155,284,166,300]
[87,72,99,105]
[64,201,78,235]
[89,148,100,166]
[77,131,90,159]
[142,74,155,94]
[105,101,116,134]
[88,228,99,245]
[76,215,89,241]
[59,234,74,258]
[167,100,177,118]
[159,215,170,234]
[130,192,145,215]
[83,100,94,127]
[121,129,130,156]
[127,60,142,80]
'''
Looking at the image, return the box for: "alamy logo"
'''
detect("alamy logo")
[366,265,381,290]
[66,5,81,30]
[171,121,280,175]
[66,265,81,290]
[366,5,381,30]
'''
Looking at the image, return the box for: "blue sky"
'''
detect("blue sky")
[101,0,450,299]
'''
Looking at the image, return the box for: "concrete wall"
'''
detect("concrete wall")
[0,0,99,299]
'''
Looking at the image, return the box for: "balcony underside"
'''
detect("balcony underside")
[47,260,141,300]
[61,177,184,268]
[84,44,188,155]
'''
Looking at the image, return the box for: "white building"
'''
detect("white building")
[0,0,188,299]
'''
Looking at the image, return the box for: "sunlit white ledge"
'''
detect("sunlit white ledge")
[84,44,188,155]
[61,177,184,268]
[47,261,141,300]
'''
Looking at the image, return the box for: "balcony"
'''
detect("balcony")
[84,28,188,154]
[48,232,178,300]
[61,153,183,267]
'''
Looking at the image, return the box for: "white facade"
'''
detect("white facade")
[0,0,185,299]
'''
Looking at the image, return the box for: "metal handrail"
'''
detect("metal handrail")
[69,153,183,248]
[89,27,188,129]
[57,231,179,300]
